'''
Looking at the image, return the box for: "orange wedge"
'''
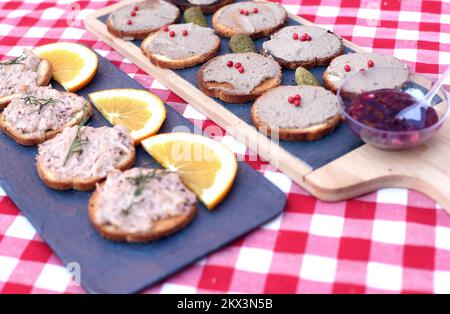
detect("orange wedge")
[33,42,98,92]
[141,133,238,209]
[89,89,166,143]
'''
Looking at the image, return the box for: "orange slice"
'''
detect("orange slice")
[141,133,238,209]
[33,42,98,92]
[89,89,166,143]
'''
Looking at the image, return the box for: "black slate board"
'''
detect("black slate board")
[0,54,286,294]
[98,1,364,170]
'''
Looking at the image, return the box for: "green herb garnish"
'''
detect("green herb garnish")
[21,95,63,114]
[0,54,26,66]
[126,170,162,196]
[63,104,90,166]
[121,170,169,214]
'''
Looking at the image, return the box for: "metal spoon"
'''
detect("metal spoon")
[396,66,450,123]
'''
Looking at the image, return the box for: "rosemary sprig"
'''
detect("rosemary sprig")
[21,96,63,114]
[126,170,162,196]
[0,54,26,66]
[63,105,90,166]
[120,169,169,215]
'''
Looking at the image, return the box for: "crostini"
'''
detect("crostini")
[0,86,92,146]
[212,1,287,39]
[106,0,180,40]
[141,23,221,69]
[251,85,342,141]
[323,52,410,94]
[198,52,282,103]
[36,125,136,191]
[262,26,344,70]
[89,168,197,242]
[0,49,52,109]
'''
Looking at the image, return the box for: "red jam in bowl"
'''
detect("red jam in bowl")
[347,88,439,131]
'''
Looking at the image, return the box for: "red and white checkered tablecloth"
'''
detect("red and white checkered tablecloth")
[1,0,449,294]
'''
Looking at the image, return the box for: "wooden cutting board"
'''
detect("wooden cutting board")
[85,0,450,213]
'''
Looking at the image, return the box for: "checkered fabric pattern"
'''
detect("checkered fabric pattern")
[1,0,449,294]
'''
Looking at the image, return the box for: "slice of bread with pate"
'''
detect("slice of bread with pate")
[106,0,180,40]
[36,125,136,191]
[251,85,342,141]
[0,49,52,109]
[89,168,197,242]
[198,52,282,103]
[141,23,221,69]
[323,52,410,94]
[169,0,235,14]
[0,86,92,146]
[212,1,287,39]
[262,25,344,70]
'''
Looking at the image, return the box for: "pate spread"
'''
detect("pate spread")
[93,168,197,233]
[109,0,179,33]
[263,26,343,62]
[215,1,286,34]
[202,52,280,94]
[37,125,134,180]
[256,86,340,129]
[2,86,85,136]
[145,23,219,60]
[325,52,409,93]
[0,49,43,98]
[187,0,218,5]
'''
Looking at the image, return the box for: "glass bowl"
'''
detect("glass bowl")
[337,68,449,151]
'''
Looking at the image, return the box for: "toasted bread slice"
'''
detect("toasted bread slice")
[252,106,342,141]
[0,59,52,109]
[169,0,235,14]
[323,52,410,94]
[88,169,197,243]
[90,200,196,242]
[106,18,162,41]
[262,26,344,70]
[213,15,286,40]
[212,1,287,39]
[199,75,281,103]
[0,98,93,146]
[197,52,282,103]
[106,0,180,40]
[251,85,342,141]
[37,151,135,191]
[271,52,343,71]
[140,24,221,69]
[36,126,136,191]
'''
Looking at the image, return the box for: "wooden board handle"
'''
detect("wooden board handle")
[304,129,450,215]
[304,164,450,214]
